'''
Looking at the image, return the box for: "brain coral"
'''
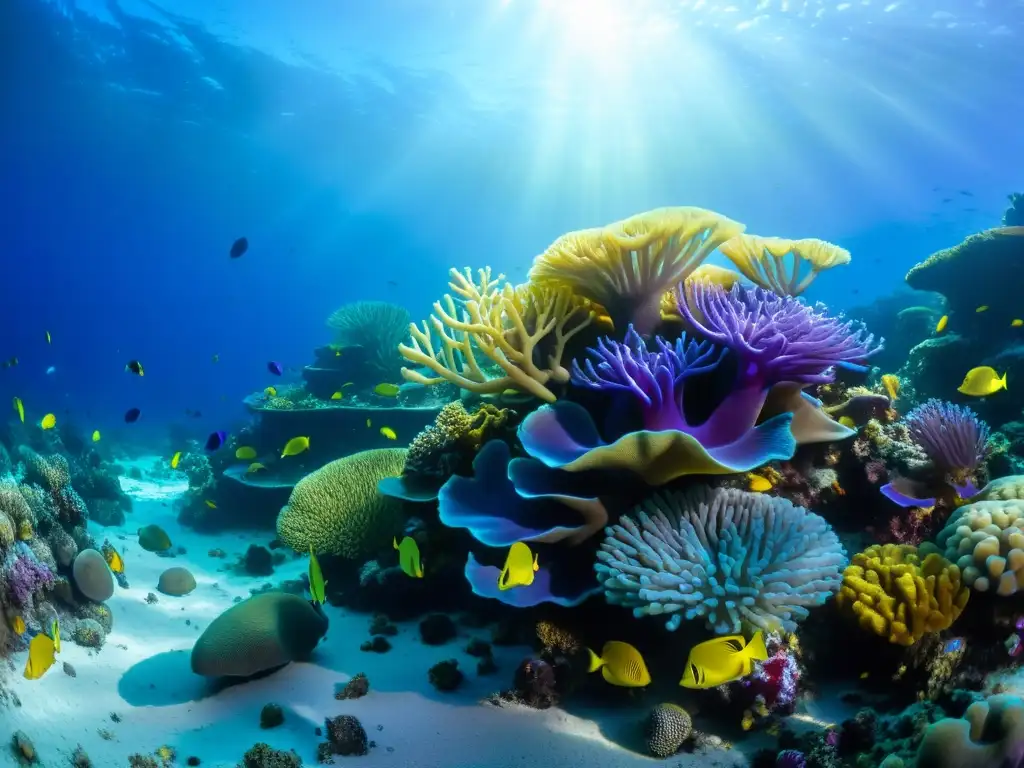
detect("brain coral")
[276,448,406,559]
[836,544,968,645]
[933,499,1024,595]
[71,548,114,603]
[595,487,847,634]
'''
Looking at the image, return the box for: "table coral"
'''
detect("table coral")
[595,486,847,634]
[933,498,1024,595]
[836,543,968,645]
[718,234,851,297]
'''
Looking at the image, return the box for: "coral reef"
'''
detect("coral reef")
[905,399,991,497]
[402,400,513,483]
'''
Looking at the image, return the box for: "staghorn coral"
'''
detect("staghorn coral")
[529,206,744,335]
[326,300,411,378]
[594,486,847,634]
[718,234,851,297]
[933,498,1024,595]
[905,399,991,497]
[835,544,968,646]
[400,267,598,402]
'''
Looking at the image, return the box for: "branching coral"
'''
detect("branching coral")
[718,234,851,297]
[529,207,744,335]
[399,268,597,402]
[326,301,411,378]
[905,399,991,497]
[594,486,847,634]
[933,498,1024,595]
[836,544,968,646]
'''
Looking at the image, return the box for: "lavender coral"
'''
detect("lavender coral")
[906,399,991,497]
[5,545,55,606]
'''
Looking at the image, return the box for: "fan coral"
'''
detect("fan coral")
[595,487,847,634]
[933,498,1024,595]
[905,399,991,497]
[719,234,851,297]
[399,268,597,402]
[529,207,745,335]
[326,301,411,378]
[836,544,968,646]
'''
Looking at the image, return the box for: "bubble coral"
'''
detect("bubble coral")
[718,234,851,297]
[836,544,968,645]
[933,498,1024,595]
[595,486,847,634]
[905,399,991,497]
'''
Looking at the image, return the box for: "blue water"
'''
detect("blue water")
[2,0,1021,447]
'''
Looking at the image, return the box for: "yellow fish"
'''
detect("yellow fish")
[204,500,217,509]
[281,436,310,457]
[587,641,651,688]
[498,542,539,590]
[380,426,397,440]
[105,548,124,574]
[247,462,266,474]
[264,386,277,397]
[336,350,342,357]
[235,446,257,460]
[308,546,327,604]
[12,397,24,423]
[92,430,101,442]
[393,536,424,578]
[1013,319,1023,328]
[331,391,343,400]
[10,615,25,635]
[366,418,372,428]
[747,474,773,493]
[374,383,401,397]
[23,633,56,680]
[958,366,1007,397]
[51,619,60,653]
[170,451,182,469]
[838,416,856,428]
[741,710,755,731]
[40,413,56,430]
[977,305,989,313]
[935,315,948,333]
[45,330,51,344]
[679,632,768,689]
[881,373,900,400]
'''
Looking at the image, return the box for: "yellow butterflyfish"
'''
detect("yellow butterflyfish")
[246,462,266,474]
[380,426,397,440]
[40,413,56,430]
[393,536,423,578]
[747,474,773,493]
[204,500,217,509]
[92,430,101,442]
[935,315,948,333]
[958,366,1007,397]
[170,451,182,469]
[498,542,539,590]
[881,373,900,400]
[679,632,768,689]
[105,548,124,574]
[281,436,310,457]
[838,416,856,428]
[976,305,989,313]
[374,383,401,397]
[587,641,651,688]
[10,615,25,635]
[330,391,343,400]
[1013,319,1023,328]
[308,546,327,605]
[264,386,277,397]
[235,446,257,460]
[23,633,56,680]
[12,397,24,423]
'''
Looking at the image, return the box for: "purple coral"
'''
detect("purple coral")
[906,399,990,496]
[776,750,806,768]
[570,325,723,432]
[6,552,55,606]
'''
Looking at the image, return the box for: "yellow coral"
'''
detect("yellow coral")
[17,519,32,541]
[535,620,580,654]
[529,207,744,334]
[836,544,968,646]
[399,268,597,402]
[719,234,851,296]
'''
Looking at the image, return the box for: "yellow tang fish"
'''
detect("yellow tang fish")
[24,633,56,680]
[747,474,773,493]
[12,397,24,423]
[935,315,948,334]
[498,542,539,590]
[204,500,217,509]
[366,418,372,428]
[393,536,423,578]
[308,546,327,605]
[958,366,1007,397]
[838,416,856,428]
[105,548,124,574]
[330,391,343,400]
[587,641,651,688]
[679,631,768,689]
[41,413,56,430]
[1013,319,1023,328]
[170,451,182,469]
[92,430,101,442]
[374,383,401,397]
[881,373,900,400]
[380,426,397,440]
[247,462,266,474]
[977,305,990,313]
[264,386,277,397]
[281,436,310,457]
[235,446,257,460]
[10,615,25,635]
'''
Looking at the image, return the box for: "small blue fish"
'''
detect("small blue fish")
[267,361,283,376]
[205,430,227,451]
[229,236,248,259]
[943,637,964,654]
[45,366,56,375]
[124,408,141,423]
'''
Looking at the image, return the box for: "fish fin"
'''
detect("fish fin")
[532,553,539,572]
[1003,373,1009,390]
[745,631,769,663]
[586,648,604,673]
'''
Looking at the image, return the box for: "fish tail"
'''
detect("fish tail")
[745,631,769,663]
[1003,373,1009,390]
[586,648,604,674]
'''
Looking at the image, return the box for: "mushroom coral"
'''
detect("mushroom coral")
[719,234,850,297]
[398,267,598,402]
[529,207,744,336]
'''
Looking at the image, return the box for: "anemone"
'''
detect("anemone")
[905,399,991,497]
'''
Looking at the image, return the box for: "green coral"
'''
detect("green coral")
[276,448,406,558]
[326,300,411,378]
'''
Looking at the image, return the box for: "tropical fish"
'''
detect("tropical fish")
[46,366,55,375]
[40,413,56,430]
[205,430,227,451]
[281,436,310,458]
[393,536,423,578]
[264,386,277,397]
[498,542,539,590]
[125,360,144,376]
[747,474,773,493]
[881,374,900,400]
[1013,320,1023,328]
[92,430,101,442]
[380,426,397,440]
[235,446,257,460]
[105,548,124,574]
[976,305,989,313]
[335,349,342,357]
[10,615,25,635]
[935,315,948,333]
[958,366,1007,397]
[679,632,769,689]
[838,416,856,428]
[943,637,964,654]
[204,500,217,509]
[374,383,401,397]
[587,641,651,688]
[330,391,343,400]
[12,397,24,423]
[247,462,266,474]
[170,451,182,469]
[229,236,248,259]
[211,353,219,363]
[366,418,372,428]
[51,619,60,653]
[137,524,172,552]
[124,408,141,423]
[308,546,327,605]
[23,633,56,680]
[267,361,283,376]
[45,330,51,344]
[3,356,18,368]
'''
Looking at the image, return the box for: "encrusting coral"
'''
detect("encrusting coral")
[718,234,851,297]
[932,498,1024,595]
[594,486,847,634]
[835,544,968,646]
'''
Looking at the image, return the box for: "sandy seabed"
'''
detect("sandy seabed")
[2,460,755,768]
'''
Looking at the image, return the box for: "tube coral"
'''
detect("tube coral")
[719,234,851,297]
[905,399,991,497]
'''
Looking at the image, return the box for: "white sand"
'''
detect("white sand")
[3,461,747,768]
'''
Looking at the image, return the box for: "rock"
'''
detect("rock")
[259,703,284,729]
[360,636,391,653]
[71,549,114,602]
[419,613,456,645]
[335,673,369,700]
[157,566,197,597]
[368,613,397,636]
[465,638,492,657]
[512,658,558,709]
[321,714,368,758]
[242,545,274,576]
[428,659,463,691]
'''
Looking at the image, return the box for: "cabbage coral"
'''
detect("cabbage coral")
[529,207,744,335]
[905,399,990,497]
[595,486,847,634]
[719,234,850,297]
[326,300,411,377]
[399,267,597,402]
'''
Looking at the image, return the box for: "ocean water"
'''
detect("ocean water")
[2,1,1024,767]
